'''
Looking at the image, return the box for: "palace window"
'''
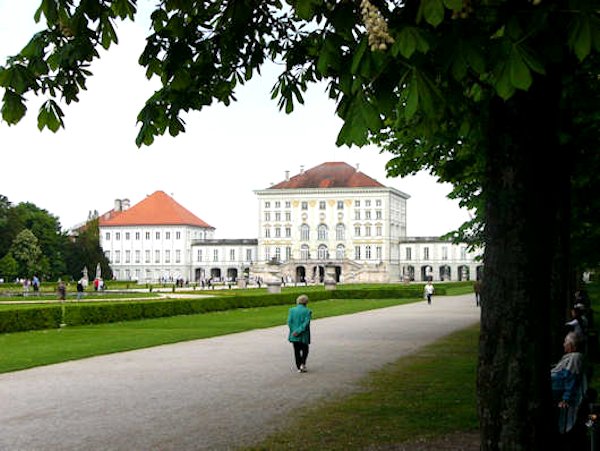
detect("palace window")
[318,224,328,240]
[336,223,345,240]
[300,224,310,241]
[300,245,309,260]
[318,245,328,260]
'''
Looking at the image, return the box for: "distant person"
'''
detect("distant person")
[287,294,312,373]
[32,275,40,295]
[473,280,482,307]
[57,280,66,301]
[76,278,85,300]
[424,281,435,305]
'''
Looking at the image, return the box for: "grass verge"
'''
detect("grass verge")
[248,324,480,450]
[0,297,419,374]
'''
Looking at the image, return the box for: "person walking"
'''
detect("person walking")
[424,281,435,305]
[287,294,312,373]
[473,280,482,307]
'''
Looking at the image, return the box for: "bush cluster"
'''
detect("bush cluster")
[0,287,443,334]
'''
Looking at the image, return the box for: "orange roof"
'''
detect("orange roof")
[99,191,213,228]
[269,162,385,189]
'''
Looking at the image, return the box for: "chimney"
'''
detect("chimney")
[300,165,304,174]
[114,199,122,212]
[285,170,290,181]
[356,163,360,172]
[121,198,130,210]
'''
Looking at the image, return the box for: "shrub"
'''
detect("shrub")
[0,286,437,333]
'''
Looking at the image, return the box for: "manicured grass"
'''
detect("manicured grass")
[248,324,480,450]
[0,297,417,374]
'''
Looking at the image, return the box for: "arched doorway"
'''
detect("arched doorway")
[403,265,415,282]
[334,266,342,282]
[227,268,238,281]
[458,265,470,281]
[210,268,221,280]
[296,266,306,283]
[439,265,451,281]
[195,268,205,281]
[421,265,433,281]
[312,265,325,283]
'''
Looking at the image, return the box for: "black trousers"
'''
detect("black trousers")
[292,342,309,369]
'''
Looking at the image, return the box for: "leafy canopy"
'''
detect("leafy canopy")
[2,1,598,148]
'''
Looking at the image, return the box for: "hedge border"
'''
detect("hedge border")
[0,287,444,334]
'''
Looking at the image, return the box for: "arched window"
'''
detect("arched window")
[300,244,310,260]
[336,223,345,240]
[318,245,328,260]
[300,224,310,241]
[318,224,328,241]
[336,244,345,259]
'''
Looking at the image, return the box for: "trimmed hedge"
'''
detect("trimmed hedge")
[0,287,444,334]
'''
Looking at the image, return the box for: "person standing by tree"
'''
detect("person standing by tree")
[287,294,312,373]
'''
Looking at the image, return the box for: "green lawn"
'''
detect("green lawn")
[248,324,480,450]
[0,297,418,373]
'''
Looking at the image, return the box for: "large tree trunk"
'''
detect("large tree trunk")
[478,71,565,449]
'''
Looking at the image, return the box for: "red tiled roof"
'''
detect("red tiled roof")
[269,162,385,189]
[99,191,213,228]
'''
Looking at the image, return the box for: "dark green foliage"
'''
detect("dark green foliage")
[0,305,61,332]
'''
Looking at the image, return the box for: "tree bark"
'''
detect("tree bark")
[478,71,564,449]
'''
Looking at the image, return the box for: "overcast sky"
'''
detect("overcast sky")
[0,1,471,238]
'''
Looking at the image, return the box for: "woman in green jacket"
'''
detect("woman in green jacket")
[288,294,312,373]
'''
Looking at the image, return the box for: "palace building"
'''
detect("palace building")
[98,163,482,284]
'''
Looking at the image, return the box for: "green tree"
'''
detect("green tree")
[64,217,112,281]
[10,228,43,278]
[0,195,17,258]
[0,253,19,281]
[12,202,68,278]
[1,1,599,448]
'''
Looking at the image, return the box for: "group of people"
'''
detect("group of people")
[20,276,41,295]
[551,291,593,448]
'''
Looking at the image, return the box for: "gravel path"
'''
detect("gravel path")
[0,294,480,450]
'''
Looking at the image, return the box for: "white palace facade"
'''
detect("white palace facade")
[98,163,482,284]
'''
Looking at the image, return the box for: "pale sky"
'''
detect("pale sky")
[0,1,471,238]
